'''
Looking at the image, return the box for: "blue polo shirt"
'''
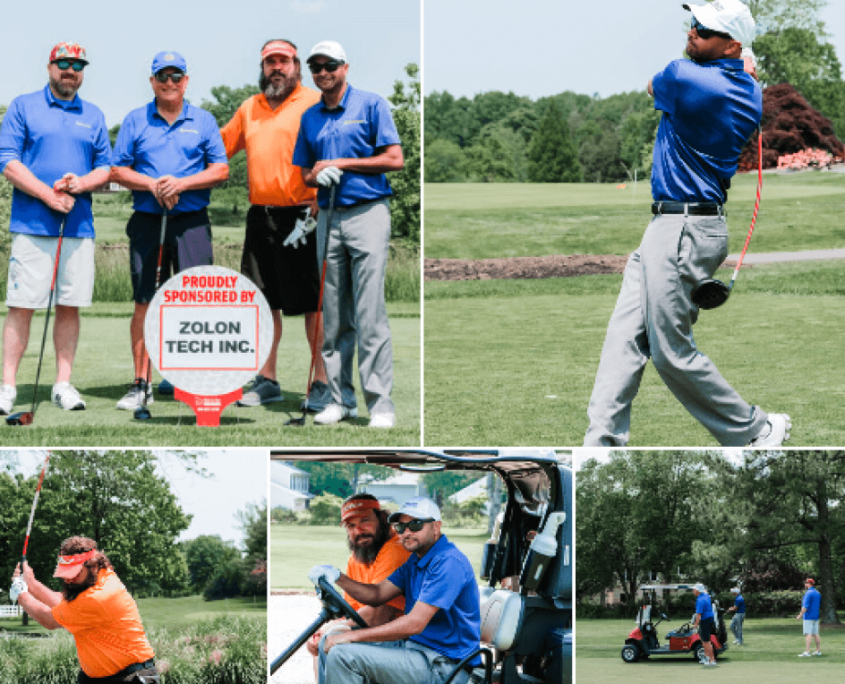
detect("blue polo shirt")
[651,58,762,203]
[0,85,111,238]
[734,594,745,614]
[695,591,714,620]
[802,587,821,620]
[387,534,481,664]
[112,100,227,215]
[293,84,401,208]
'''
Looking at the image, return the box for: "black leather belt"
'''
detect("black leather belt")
[115,659,156,677]
[652,201,723,216]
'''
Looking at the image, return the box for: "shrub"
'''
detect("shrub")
[309,493,343,525]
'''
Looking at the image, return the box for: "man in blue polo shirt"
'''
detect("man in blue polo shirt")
[293,41,404,429]
[796,578,821,656]
[111,51,228,410]
[0,42,111,415]
[584,0,791,449]
[726,586,746,645]
[309,497,480,684]
[692,584,717,666]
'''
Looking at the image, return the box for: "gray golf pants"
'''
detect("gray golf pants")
[584,212,768,446]
[317,199,395,416]
[730,613,744,644]
[319,637,470,684]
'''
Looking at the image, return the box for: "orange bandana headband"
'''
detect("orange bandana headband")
[341,499,380,523]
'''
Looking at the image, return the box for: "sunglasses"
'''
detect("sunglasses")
[393,518,434,534]
[691,16,733,41]
[309,60,343,74]
[154,71,186,84]
[53,60,85,72]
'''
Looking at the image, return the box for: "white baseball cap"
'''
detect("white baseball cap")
[684,0,757,46]
[693,583,707,593]
[307,40,347,64]
[731,587,740,594]
[388,496,441,523]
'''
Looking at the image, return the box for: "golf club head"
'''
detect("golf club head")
[133,406,152,421]
[285,415,307,427]
[6,411,34,426]
[692,278,731,310]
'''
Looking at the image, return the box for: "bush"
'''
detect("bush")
[309,493,343,525]
[270,507,312,525]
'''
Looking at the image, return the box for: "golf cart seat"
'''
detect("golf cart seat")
[480,588,524,652]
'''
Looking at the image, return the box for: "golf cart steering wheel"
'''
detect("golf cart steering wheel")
[317,577,368,628]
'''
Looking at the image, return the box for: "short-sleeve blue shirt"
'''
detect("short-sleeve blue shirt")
[802,587,821,620]
[387,534,481,664]
[695,591,714,620]
[0,85,111,238]
[293,84,401,208]
[734,594,745,614]
[112,100,227,215]
[650,58,762,203]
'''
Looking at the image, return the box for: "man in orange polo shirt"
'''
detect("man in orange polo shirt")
[221,39,353,412]
[306,494,411,679]
[10,536,158,683]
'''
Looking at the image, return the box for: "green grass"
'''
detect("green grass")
[424,172,845,259]
[424,261,845,446]
[578,616,845,683]
[270,525,487,590]
[0,302,420,446]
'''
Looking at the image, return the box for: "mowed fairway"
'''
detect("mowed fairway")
[577,617,845,683]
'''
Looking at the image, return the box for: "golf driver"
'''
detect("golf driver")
[134,209,168,421]
[692,126,763,309]
[287,184,336,427]
[21,452,51,567]
[6,217,68,426]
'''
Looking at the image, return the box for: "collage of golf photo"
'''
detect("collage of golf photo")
[2,0,845,682]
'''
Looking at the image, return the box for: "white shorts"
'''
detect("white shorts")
[803,619,820,635]
[6,233,95,309]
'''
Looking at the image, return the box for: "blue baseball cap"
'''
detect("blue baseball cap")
[151,51,187,75]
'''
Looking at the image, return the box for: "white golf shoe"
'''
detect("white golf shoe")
[314,403,358,425]
[0,384,16,415]
[748,413,791,447]
[52,383,86,411]
[369,413,396,428]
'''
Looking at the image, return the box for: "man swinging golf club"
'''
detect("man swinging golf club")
[10,536,160,683]
[0,42,111,417]
[584,0,791,448]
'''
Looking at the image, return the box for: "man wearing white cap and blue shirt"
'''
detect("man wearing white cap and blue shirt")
[692,583,718,666]
[584,0,791,449]
[294,40,404,429]
[308,496,481,684]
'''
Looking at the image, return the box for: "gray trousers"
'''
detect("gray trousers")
[584,212,768,446]
[319,637,469,684]
[730,612,745,644]
[317,199,394,415]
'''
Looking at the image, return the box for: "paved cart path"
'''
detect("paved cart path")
[727,248,845,264]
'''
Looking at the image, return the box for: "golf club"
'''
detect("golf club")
[6,217,67,426]
[287,184,336,427]
[692,126,763,309]
[134,209,168,420]
[21,452,51,567]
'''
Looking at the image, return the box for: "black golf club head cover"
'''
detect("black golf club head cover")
[692,278,730,309]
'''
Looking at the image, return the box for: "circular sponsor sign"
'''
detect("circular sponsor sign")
[144,265,273,396]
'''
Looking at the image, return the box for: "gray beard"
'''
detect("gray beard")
[51,77,79,98]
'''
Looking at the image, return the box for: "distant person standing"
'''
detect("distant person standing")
[726,586,745,645]
[796,578,821,657]
[0,42,111,415]
[111,51,228,410]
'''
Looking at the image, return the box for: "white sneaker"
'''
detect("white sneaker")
[116,379,153,410]
[748,413,791,447]
[813,651,822,656]
[0,384,16,415]
[798,651,811,657]
[314,403,358,425]
[369,412,396,428]
[52,383,86,411]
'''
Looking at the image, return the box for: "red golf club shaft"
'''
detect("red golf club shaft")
[729,127,763,290]
[22,452,51,566]
[140,211,168,397]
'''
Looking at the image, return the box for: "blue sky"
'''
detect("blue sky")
[424,0,845,99]
[0,0,421,127]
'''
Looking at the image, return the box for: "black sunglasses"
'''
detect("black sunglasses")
[309,60,343,74]
[691,16,733,41]
[393,518,434,534]
[53,60,85,72]
[154,71,186,84]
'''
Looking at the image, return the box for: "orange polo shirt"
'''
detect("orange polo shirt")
[52,569,155,678]
[345,535,412,613]
[220,84,320,206]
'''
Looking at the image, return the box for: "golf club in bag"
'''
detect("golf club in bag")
[134,209,168,421]
[7,217,68,426]
[287,184,336,427]
[692,126,763,309]
[22,452,50,567]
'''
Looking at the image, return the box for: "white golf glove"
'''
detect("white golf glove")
[9,577,28,604]
[308,564,341,589]
[282,209,317,249]
[316,166,343,187]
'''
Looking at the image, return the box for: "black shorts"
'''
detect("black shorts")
[127,209,213,303]
[699,616,715,642]
[241,205,319,315]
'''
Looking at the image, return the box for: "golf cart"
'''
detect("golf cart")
[270,449,573,684]
[621,596,728,663]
